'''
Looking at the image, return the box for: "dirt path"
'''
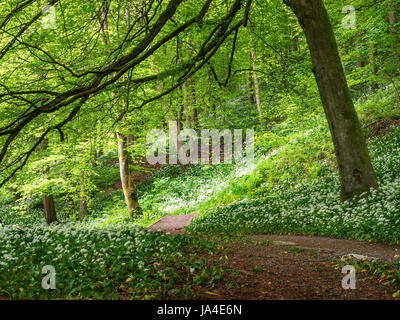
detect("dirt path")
[147,214,400,262]
[248,234,400,262]
[195,238,399,300]
[148,214,400,300]
[147,213,198,234]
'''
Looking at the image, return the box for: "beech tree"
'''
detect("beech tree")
[0,0,251,186]
[283,0,378,200]
[43,192,58,224]
[116,132,142,217]
[0,0,395,208]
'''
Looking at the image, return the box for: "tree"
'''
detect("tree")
[0,0,251,187]
[283,0,378,200]
[39,138,58,224]
[388,0,399,64]
[43,192,58,224]
[249,34,263,121]
[116,132,142,217]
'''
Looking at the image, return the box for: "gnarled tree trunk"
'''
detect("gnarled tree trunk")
[284,0,378,200]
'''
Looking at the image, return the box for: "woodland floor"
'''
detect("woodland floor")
[147,214,400,300]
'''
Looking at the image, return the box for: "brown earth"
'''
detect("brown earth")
[147,213,198,234]
[247,234,400,262]
[365,117,400,139]
[148,214,400,300]
[193,238,399,300]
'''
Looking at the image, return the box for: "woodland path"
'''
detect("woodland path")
[147,214,400,300]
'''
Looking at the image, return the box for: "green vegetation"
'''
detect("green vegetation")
[0,0,399,300]
[0,224,223,299]
[188,115,400,244]
[334,257,400,297]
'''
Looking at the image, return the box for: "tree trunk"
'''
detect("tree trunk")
[77,143,94,220]
[77,168,89,219]
[388,0,399,64]
[116,132,142,217]
[178,100,184,131]
[39,137,58,223]
[248,69,255,104]
[181,43,199,130]
[183,81,191,127]
[64,171,75,217]
[249,38,263,121]
[43,192,58,224]
[78,183,89,220]
[189,79,199,129]
[284,0,378,200]
[369,43,378,89]
[65,192,74,217]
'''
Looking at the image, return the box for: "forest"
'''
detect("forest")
[0,0,399,301]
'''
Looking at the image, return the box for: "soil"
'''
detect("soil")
[193,238,399,300]
[148,214,400,300]
[366,117,400,139]
[147,213,198,233]
[248,234,400,262]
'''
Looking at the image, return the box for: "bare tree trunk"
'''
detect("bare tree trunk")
[388,0,399,64]
[116,132,141,217]
[178,97,184,131]
[77,142,95,220]
[78,198,89,219]
[97,0,110,44]
[183,81,191,127]
[9,187,21,203]
[65,192,74,217]
[189,79,199,129]
[292,25,299,52]
[181,43,199,129]
[78,178,89,220]
[39,137,58,223]
[248,69,255,104]
[284,0,378,201]
[249,36,262,120]
[369,43,378,89]
[43,192,58,224]
[355,32,366,68]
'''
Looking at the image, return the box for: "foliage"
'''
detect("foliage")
[0,0,399,300]
[0,223,222,299]
[334,257,400,297]
[188,125,400,244]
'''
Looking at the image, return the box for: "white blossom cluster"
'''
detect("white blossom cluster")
[0,223,214,299]
[189,128,400,244]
